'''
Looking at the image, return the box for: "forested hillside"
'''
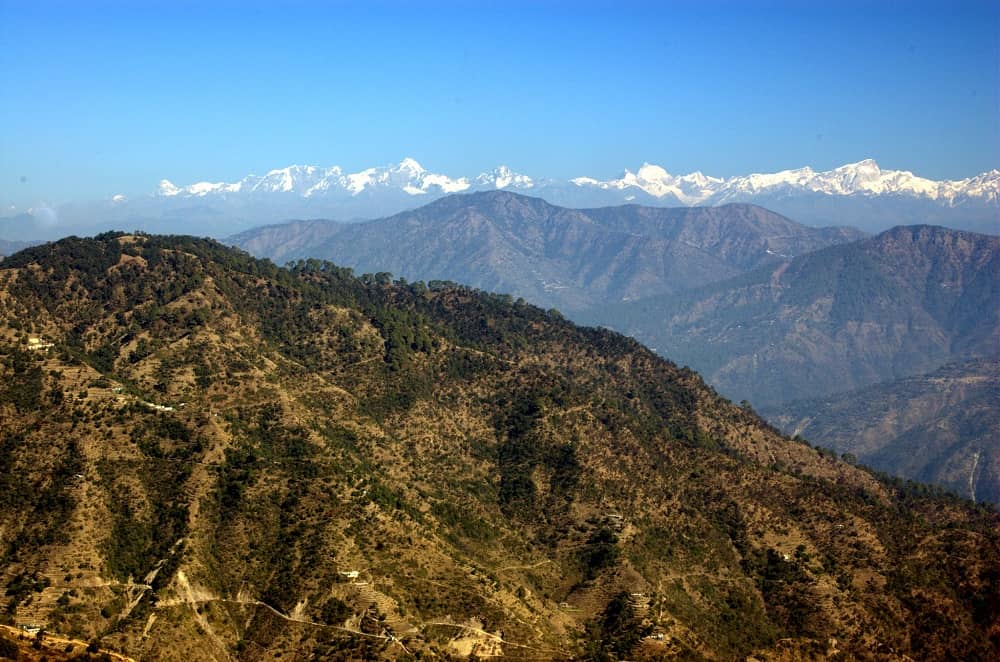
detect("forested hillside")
[765,359,1000,504]
[0,234,997,660]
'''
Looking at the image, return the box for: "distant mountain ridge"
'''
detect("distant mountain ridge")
[588,225,1000,407]
[3,158,996,240]
[0,240,40,260]
[161,157,997,206]
[157,157,481,198]
[764,359,1000,504]
[230,191,865,312]
[153,158,1000,235]
[573,158,999,205]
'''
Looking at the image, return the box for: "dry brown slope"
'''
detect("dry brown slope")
[765,358,1000,504]
[0,234,996,661]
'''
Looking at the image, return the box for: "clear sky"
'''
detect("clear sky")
[1,0,997,210]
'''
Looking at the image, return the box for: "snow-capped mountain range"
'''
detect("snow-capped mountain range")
[572,159,1000,206]
[155,158,535,200]
[156,157,997,206]
[2,158,996,242]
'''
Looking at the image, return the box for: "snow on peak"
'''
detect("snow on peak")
[344,160,469,196]
[829,159,884,187]
[635,163,672,182]
[571,159,998,204]
[186,181,232,196]
[840,158,880,171]
[157,175,246,197]
[475,165,533,189]
[250,165,331,194]
[395,157,426,174]
[151,159,999,206]
[420,173,470,194]
[622,164,678,198]
[574,162,722,205]
[158,179,180,196]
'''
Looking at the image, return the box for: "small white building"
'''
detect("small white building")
[26,337,54,350]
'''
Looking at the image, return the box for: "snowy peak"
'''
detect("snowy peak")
[574,162,724,205]
[395,157,426,175]
[838,158,880,172]
[634,163,672,182]
[250,165,330,194]
[344,158,469,196]
[475,165,534,190]
[156,159,471,199]
[572,159,998,205]
[158,179,181,196]
[153,159,998,208]
[960,169,1000,203]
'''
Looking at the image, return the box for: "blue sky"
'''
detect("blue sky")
[1,0,997,209]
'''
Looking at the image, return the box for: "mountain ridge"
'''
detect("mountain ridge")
[763,358,1000,504]
[229,191,866,312]
[1,233,998,660]
[587,224,1000,407]
[159,158,997,206]
[0,239,40,260]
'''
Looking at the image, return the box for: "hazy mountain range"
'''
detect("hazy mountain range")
[764,358,1000,504]
[233,193,996,403]
[3,158,997,240]
[1,234,997,659]
[231,192,865,311]
[591,225,1000,406]
[0,239,38,259]
[157,157,999,208]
